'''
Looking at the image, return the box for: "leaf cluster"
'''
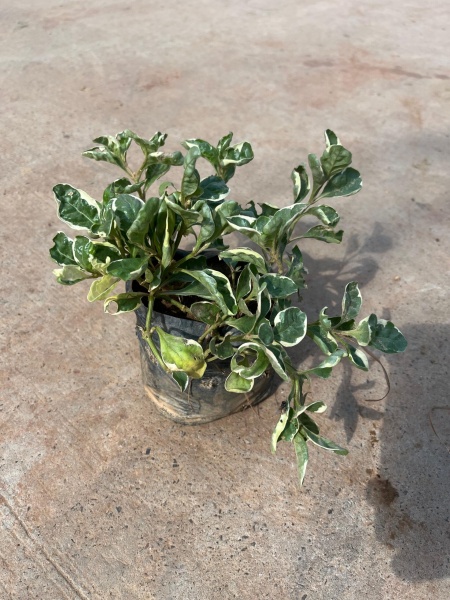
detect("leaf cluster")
[50,128,407,485]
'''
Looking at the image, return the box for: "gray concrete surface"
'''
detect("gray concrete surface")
[1,1,449,598]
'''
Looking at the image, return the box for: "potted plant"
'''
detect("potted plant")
[49,128,407,483]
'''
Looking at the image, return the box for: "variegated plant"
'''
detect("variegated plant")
[50,129,407,484]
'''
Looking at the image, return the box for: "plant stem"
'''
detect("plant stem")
[198,321,221,344]
[158,294,194,317]
[142,295,169,373]
[145,295,155,333]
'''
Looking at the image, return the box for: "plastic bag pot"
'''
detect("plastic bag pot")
[132,297,274,425]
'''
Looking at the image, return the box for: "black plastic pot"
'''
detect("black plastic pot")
[129,285,274,424]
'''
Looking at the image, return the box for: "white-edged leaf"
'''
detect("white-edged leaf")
[293,433,309,485]
[104,292,145,314]
[305,349,346,379]
[260,274,298,298]
[87,274,120,302]
[341,281,362,322]
[106,257,148,281]
[271,410,290,453]
[49,232,76,266]
[225,371,254,393]
[302,428,348,455]
[155,327,206,378]
[368,314,407,354]
[53,184,100,231]
[219,248,267,273]
[320,168,362,199]
[293,401,327,418]
[274,307,307,347]
[53,265,93,285]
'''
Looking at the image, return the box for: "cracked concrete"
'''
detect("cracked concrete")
[1,0,449,598]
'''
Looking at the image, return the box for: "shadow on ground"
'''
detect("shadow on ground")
[295,224,449,583]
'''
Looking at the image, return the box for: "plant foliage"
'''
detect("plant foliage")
[50,128,407,485]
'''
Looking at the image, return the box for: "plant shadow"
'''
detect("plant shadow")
[285,222,449,582]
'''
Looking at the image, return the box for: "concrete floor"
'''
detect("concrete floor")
[1,0,449,598]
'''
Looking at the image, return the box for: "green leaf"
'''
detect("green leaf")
[255,283,271,321]
[301,225,343,244]
[302,428,348,455]
[192,201,219,250]
[197,176,229,203]
[217,132,233,154]
[96,199,115,237]
[149,202,176,255]
[306,205,340,227]
[291,165,310,203]
[279,413,299,442]
[341,281,362,322]
[53,184,100,231]
[260,274,298,298]
[181,146,201,199]
[103,292,145,314]
[82,136,125,167]
[368,315,407,353]
[190,302,220,325]
[144,163,171,191]
[106,257,148,281]
[226,314,257,335]
[347,344,369,371]
[122,129,167,156]
[271,410,290,452]
[73,236,95,272]
[307,324,339,355]
[341,317,371,346]
[232,342,270,380]
[219,248,267,274]
[103,178,145,203]
[53,265,93,285]
[180,269,237,316]
[225,371,254,393]
[161,209,173,269]
[319,307,332,331]
[225,215,261,243]
[305,349,346,378]
[274,307,307,347]
[49,232,77,266]
[144,150,184,167]
[320,144,352,178]
[308,153,326,188]
[221,141,254,167]
[113,194,144,234]
[298,412,320,434]
[155,327,206,378]
[231,342,269,379]
[324,129,340,147]
[209,336,235,360]
[236,265,252,301]
[263,345,290,381]
[127,196,161,247]
[172,371,189,392]
[293,433,309,486]
[89,241,122,266]
[320,168,362,199]
[293,401,327,418]
[286,246,307,289]
[259,204,304,250]
[182,138,218,165]
[257,320,274,345]
[87,274,120,302]
[216,199,240,221]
